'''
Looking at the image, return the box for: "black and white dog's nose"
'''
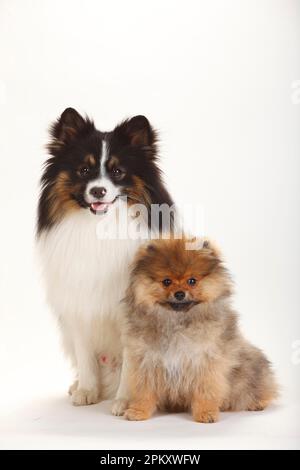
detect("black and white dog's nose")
[89,186,107,199]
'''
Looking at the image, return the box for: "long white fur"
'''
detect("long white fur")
[37,200,146,404]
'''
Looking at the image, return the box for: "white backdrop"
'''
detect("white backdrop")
[0,0,299,449]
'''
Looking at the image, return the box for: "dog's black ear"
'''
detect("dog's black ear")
[48,108,93,153]
[119,115,156,147]
[54,108,86,142]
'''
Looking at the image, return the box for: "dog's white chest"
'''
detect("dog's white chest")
[38,208,142,318]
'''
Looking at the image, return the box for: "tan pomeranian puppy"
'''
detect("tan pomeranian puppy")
[116,237,278,422]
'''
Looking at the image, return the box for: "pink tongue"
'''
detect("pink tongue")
[91,202,108,212]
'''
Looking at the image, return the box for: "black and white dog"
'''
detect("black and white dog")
[37,108,174,407]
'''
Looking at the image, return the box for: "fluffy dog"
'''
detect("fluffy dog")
[115,238,278,422]
[37,108,174,405]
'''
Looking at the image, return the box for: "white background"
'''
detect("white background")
[0,0,300,450]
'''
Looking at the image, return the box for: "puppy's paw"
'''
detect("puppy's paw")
[111,398,128,416]
[193,409,219,423]
[247,400,269,411]
[192,398,219,423]
[71,388,101,406]
[124,408,151,421]
[68,380,78,396]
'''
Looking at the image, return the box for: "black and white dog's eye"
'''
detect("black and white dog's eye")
[111,168,124,178]
[79,166,90,177]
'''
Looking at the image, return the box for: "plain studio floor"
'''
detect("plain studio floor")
[0,369,299,450]
[1,395,299,450]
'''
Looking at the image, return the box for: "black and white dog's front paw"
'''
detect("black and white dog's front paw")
[111,398,128,416]
[70,385,101,406]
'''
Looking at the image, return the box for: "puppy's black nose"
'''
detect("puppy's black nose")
[174,291,185,301]
[89,186,107,199]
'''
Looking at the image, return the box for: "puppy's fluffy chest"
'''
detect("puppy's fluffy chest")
[137,313,220,377]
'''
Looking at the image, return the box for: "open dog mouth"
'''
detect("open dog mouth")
[89,197,118,215]
[166,301,196,312]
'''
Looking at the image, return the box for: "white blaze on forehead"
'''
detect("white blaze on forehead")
[100,140,109,178]
[85,138,120,204]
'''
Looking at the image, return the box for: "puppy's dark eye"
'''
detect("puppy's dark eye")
[79,166,90,177]
[187,278,197,286]
[111,168,124,179]
[162,278,172,287]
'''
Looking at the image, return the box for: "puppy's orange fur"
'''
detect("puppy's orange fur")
[122,238,278,422]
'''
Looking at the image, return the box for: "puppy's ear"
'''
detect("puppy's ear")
[185,237,204,251]
[117,115,156,147]
[48,108,93,153]
[146,243,157,253]
[200,240,223,276]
